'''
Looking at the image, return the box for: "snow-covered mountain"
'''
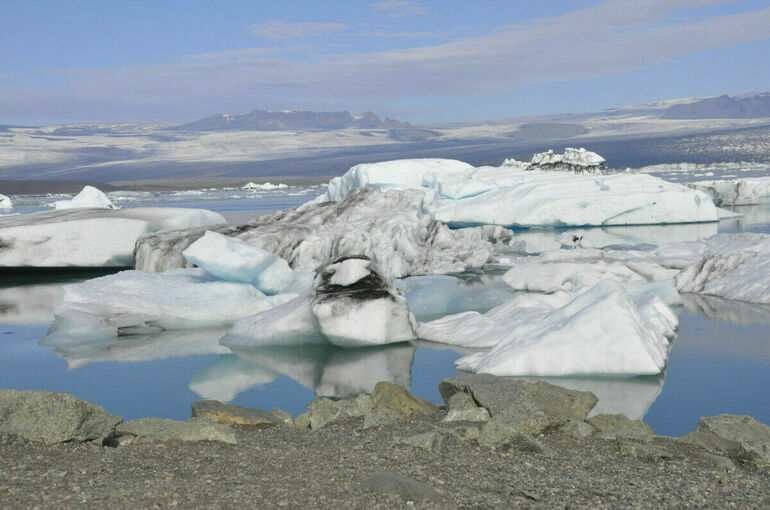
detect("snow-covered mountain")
[175,109,411,131]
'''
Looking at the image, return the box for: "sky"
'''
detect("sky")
[1,0,769,125]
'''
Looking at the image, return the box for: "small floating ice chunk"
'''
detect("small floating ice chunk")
[182,231,313,294]
[455,281,673,377]
[0,194,12,210]
[311,256,417,347]
[53,186,118,210]
[242,181,289,191]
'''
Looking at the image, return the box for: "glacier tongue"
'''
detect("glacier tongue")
[135,187,505,277]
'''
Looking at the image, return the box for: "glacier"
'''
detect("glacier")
[0,207,225,267]
[52,186,118,210]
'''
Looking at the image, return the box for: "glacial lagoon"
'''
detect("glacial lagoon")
[1,190,768,437]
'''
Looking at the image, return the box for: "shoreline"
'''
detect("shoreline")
[1,376,768,508]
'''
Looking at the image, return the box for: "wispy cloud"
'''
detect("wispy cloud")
[4,0,770,122]
[371,1,427,18]
[249,21,348,40]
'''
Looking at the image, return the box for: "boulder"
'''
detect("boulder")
[476,418,548,454]
[560,420,595,439]
[446,391,478,411]
[0,389,122,444]
[439,374,597,435]
[443,407,490,423]
[269,408,294,426]
[398,432,444,454]
[191,400,280,427]
[306,394,372,430]
[588,413,654,441]
[371,382,439,417]
[116,417,236,445]
[696,414,770,467]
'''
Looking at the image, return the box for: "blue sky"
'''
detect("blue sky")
[1,0,769,125]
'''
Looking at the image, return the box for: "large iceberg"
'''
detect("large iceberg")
[527,147,607,174]
[0,194,11,210]
[52,186,118,210]
[44,268,297,345]
[688,177,770,206]
[454,281,675,377]
[676,233,770,304]
[135,187,506,277]
[314,157,718,228]
[0,207,225,267]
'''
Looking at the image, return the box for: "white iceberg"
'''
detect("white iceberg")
[242,181,288,191]
[529,148,606,173]
[311,257,417,347]
[135,187,504,278]
[314,157,718,228]
[0,207,226,267]
[454,281,674,376]
[0,194,12,210]
[222,296,326,348]
[45,268,298,344]
[675,233,770,304]
[52,186,118,210]
[183,231,313,295]
[688,177,770,206]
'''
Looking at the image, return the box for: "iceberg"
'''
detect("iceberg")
[688,177,770,206]
[0,194,11,210]
[313,157,718,228]
[0,207,226,267]
[222,296,326,348]
[242,182,288,191]
[44,268,297,344]
[675,233,770,304]
[311,257,417,347]
[528,148,607,174]
[52,186,118,210]
[455,281,674,377]
[183,231,313,295]
[135,187,504,278]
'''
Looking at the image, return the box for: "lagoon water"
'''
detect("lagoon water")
[1,187,768,437]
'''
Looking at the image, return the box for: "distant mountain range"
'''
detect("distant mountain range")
[663,94,770,119]
[174,109,412,131]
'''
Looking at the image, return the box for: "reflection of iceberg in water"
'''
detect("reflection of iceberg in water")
[0,283,64,323]
[516,375,667,421]
[188,354,280,402]
[231,342,416,400]
[42,327,231,369]
[681,293,770,326]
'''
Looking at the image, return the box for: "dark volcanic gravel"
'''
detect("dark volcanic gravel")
[1,415,768,509]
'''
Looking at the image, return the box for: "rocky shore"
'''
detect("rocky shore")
[1,375,768,509]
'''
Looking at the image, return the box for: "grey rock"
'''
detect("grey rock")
[619,442,672,461]
[446,391,477,411]
[439,374,597,435]
[442,407,490,423]
[269,408,293,426]
[360,472,443,503]
[589,413,654,441]
[306,394,372,430]
[0,389,122,444]
[191,400,280,427]
[442,423,483,442]
[560,420,595,439]
[293,412,311,430]
[398,432,444,454]
[371,381,438,417]
[679,430,741,453]
[363,407,399,429]
[697,414,770,467]
[116,417,236,445]
[477,418,548,454]
[695,452,737,472]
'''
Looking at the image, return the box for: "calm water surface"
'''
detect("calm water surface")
[1,194,768,437]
